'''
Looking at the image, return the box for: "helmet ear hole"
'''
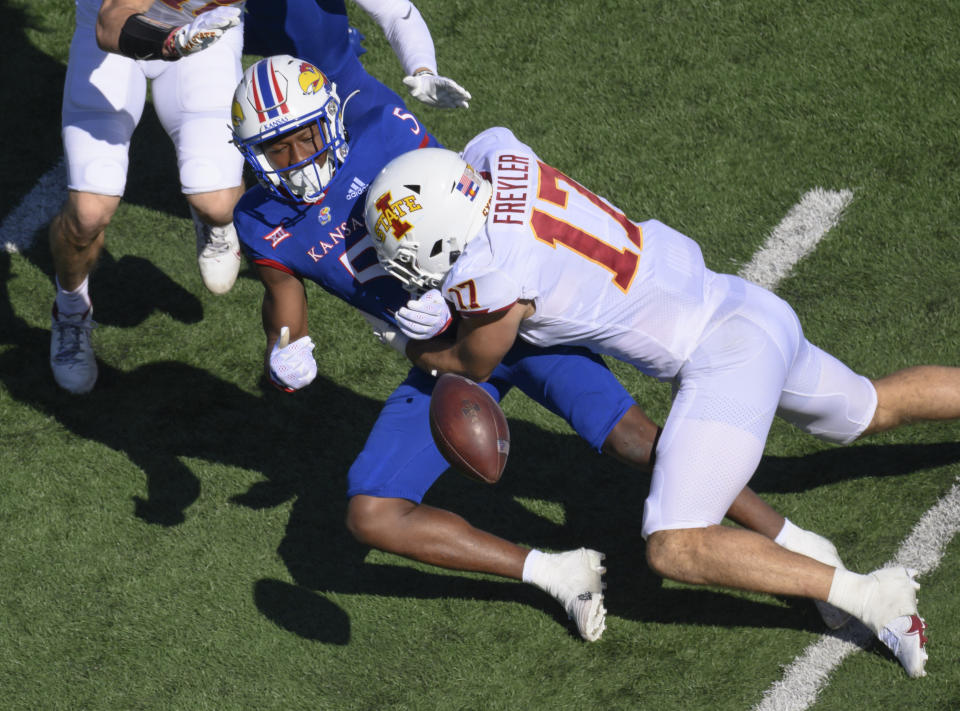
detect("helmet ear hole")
[429,240,444,258]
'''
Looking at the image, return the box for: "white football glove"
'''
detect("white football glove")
[396,289,452,340]
[269,326,317,392]
[361,312,409,356]
[402,71,471,109]
[169,7,241,58]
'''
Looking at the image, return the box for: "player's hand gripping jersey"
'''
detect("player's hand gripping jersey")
[234,101,438,320]
[445,128,734,380]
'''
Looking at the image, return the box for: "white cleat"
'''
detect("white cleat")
[50,304,97,394]
[879,614,928,678]
[535,548,607,641]
[193,212,241,295]
[858,566,926,677]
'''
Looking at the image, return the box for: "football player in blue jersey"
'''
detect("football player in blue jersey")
[243,0,471,116]
[230,55,848,641]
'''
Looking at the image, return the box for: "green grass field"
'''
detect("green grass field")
[2,1,959,708]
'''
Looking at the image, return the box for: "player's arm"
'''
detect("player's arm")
[257,263,317,392]
[258,264,308,353]
[408,301,533,382]
[353,0,471,108]
[97,0,155,53]
[99,0,241,60]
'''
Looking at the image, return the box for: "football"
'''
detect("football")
[429,373,510,484]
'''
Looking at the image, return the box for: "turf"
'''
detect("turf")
[2,1,958,709]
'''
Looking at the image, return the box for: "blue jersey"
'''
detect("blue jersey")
[243,0,404,117]
[233,60,637,504]
[234,102,438,320]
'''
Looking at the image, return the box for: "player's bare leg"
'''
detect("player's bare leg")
[601,404,660,473]
[346,494,606,640]
[864,366,960,434]
[604,405,848,626]
[346,494,527,577]
[646,526,834,596]
[186,185,243,295]
[48,190,119,394]
[646,525,926,676]
[50,190,117,289]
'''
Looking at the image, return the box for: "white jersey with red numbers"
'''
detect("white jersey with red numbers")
[447,127,732,380]
[75,0,245,27]
[449,128,878,539]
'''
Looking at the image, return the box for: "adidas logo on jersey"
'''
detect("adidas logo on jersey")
[345,177,369,201]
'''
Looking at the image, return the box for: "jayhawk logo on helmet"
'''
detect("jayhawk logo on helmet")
[298,62,328,95]
[230,98,245,129]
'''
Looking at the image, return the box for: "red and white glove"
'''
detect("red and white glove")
[167,7,241,58]
[269,326,317,392]
[396,289,452,340]
[402,71,471,109]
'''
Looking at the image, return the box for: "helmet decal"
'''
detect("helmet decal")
[455,165,483,201]
[371,191,421,242]
[249,58,291,122]
[298,62,327,95]
[230,98,244,129]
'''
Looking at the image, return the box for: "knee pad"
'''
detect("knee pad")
[63,124,129,196]
[179,155,243,196]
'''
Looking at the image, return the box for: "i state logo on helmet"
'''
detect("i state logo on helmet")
[371,191,422,243]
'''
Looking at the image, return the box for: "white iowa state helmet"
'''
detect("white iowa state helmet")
[364,148,492,293]
[231,55,348,203]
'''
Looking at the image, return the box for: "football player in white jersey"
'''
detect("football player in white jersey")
[49,0,246,395]
[48,0,470,395]
[365,129,960,678]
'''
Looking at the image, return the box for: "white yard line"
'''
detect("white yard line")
[755,479,960,711]
[748,188,959,710]
[2,159,66,254]
[739,188,853,291]
[7,173,952,706]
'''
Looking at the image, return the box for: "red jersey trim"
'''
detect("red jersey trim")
[254,257,295,276]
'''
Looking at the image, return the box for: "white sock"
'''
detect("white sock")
[773,517,799,546]
[774,518,845,568]
[827,567,871,620]
[55,276,91,315]
[521,549,544,585]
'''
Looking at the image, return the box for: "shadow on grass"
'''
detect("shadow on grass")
[3,246,958,646]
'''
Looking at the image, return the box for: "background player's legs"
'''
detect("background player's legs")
[185,186,245,228]
[50,191,119,292]
[48,191,121,394]
[153,29,245,294]
[53,25,143,393]
[185,186,245,295]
